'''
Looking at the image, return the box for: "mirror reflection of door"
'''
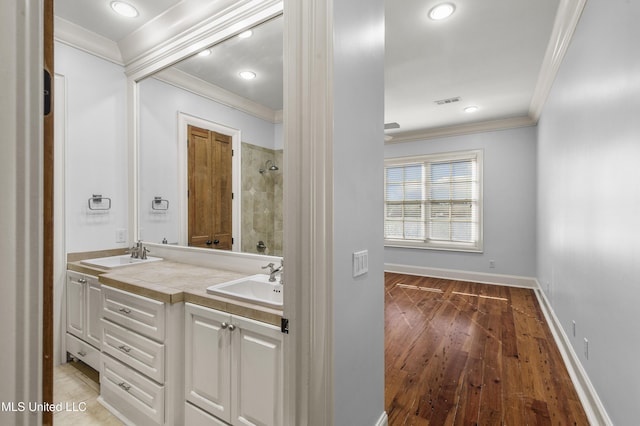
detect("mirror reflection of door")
[188,125,233,250]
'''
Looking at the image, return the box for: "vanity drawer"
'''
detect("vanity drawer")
[102,318,165,383]
[65,332,101,371]
[101,354,165,426]
[185,402,229,426]
[102,286,166,342]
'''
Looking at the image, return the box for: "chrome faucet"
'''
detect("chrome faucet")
[128,240,148,259]
[262,260,283,283]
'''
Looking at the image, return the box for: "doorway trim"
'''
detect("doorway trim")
[178,112,241,250]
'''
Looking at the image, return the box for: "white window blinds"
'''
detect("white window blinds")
[384,150,482,251]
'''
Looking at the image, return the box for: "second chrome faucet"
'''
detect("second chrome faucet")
[262,260,284,284]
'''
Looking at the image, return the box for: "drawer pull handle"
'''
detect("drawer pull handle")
[118,345,131,353]
[221,322,229,329]
[77,350,87,357]
[118,382,131,391]
[228,324,236,331]
[119,308,132,314]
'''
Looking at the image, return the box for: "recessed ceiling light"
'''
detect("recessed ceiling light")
[238,30,253,39]
[111,1,139,18]
[429,3,456,21]
[197,49,211,57]
[464,105,479,113]
[239,71,256,80]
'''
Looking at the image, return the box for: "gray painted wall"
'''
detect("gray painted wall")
[537,0,640,423]
[332,0,386,424]
[384,126,537,277]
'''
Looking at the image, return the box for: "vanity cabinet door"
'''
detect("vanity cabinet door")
[86,277,102,348]
[231,315,283,426]
[185,303,232,423]
[66,271,85,338]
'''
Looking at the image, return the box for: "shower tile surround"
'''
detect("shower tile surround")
[241,142,283,256]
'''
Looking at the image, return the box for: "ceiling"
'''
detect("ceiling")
[54,0,563,139]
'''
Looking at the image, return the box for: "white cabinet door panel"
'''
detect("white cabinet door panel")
[185,303,232,423]
[66,272,85,338]
[86,278,102,348]
[231,316,283,426]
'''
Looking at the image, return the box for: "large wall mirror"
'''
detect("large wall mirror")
[137,14,283,256]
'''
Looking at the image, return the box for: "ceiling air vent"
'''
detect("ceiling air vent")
[434,96,461,105]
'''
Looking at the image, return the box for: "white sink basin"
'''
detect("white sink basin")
[207,274,283,309]
[80,254,163,270]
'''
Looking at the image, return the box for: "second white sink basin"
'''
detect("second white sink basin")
[80,254,163,270]
[206,274,283,309]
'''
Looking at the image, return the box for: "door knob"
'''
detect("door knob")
[206,240,212,245]
[213,239,220,245]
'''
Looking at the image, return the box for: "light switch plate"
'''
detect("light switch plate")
[353,250,368,278]
[116,228,127,243]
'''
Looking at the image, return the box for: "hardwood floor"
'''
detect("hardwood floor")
[384,272,589,426]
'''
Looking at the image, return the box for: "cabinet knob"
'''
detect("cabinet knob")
[228,324,236,331]
[221,322,228,329]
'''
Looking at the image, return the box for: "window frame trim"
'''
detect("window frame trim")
[384,149,484,253]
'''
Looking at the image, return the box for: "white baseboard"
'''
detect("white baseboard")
[384,263,538,288]
[533,283,613,426]
[375,411,388,426]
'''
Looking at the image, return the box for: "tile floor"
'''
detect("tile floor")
[53,361,122,425]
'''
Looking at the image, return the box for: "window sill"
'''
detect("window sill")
[384,240,483,253]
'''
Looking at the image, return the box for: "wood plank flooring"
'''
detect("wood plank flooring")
[384,272,589,426]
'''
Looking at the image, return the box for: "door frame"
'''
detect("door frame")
[178,112,241,250]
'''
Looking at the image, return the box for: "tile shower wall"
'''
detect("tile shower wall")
[241,143,283,256]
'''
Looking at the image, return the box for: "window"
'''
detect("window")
[384,150,483,252]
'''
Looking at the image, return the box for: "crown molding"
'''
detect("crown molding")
[54,17,123,66]
[153,67,280,123]
[123,0,283,80]
[529,0,587,121]
[385,115,536,143]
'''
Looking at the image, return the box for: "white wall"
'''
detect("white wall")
[55,42,129,253]
[137,77,280,244]
[0,0,42,423]
[537,0,640,423]
[332,0,386,424]
[384,126,537,278]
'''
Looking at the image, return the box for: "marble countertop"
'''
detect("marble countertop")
[67,258,283,327]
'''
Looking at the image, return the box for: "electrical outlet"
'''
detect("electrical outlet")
[489,260,495,269]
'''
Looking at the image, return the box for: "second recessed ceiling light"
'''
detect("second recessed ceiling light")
[239,71,257,80]
[429,3,456,21]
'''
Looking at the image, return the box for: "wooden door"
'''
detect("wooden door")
[188,125,233,250]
